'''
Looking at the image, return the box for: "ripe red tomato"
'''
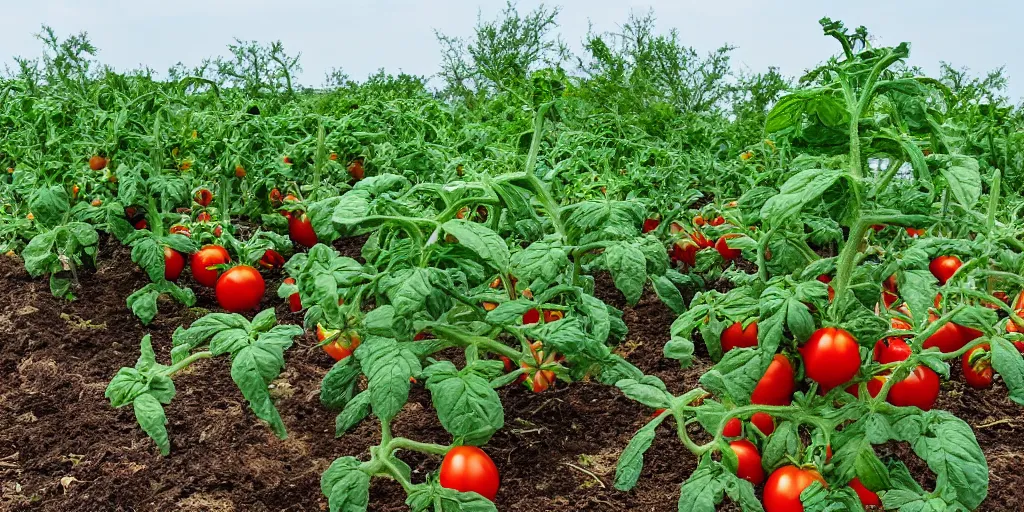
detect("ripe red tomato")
[317,324,361,361]
[164,247,186,281]
[929,255,962,285]
[283,155,293,164]
[234,165,246,178]
[134,219,148,230]
[763,465,826,512]
[440,446,500,501]
[89,155,107,170]
[710,215,726,227]
[693,215,706,227]
[887,366,939,410]
[191,245,230,287]
[870,224,885,232]
[169,225,191,237]
[849,477,882,507]
[958,324,982,345]
[1008,313,1024,334]
[882,275,899,308]
[801,327,861,391]
[196,211,212,223]
[729,440,765,485]
[269,188,283,205]
[258,249,286,269]
[690,230,713,249]
[347,159,365,181]
[906,227,926,238]
[750,412,775,435]
[847,376,886,399]
[923,312,967,353]
[283,277,302,312]
[715,235,742,260]
[962,344,993,389]
[721,321,758,352]
[215,265,265,313]
[522,308,540,325]
[642,218,660,233]
[723,418,742,437]
[873,338,912,364]
[542,310,563,323]
[671,239,699,267]
[288,212,318,248]
[751,355,795,406]
[194,189,213,207]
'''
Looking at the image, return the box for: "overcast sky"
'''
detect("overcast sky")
[2,0,1020,101]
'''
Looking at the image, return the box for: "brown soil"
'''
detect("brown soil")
[0,237,1021,511]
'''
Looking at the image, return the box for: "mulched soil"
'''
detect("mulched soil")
[0,237,1021,511]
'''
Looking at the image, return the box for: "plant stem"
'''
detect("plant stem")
[163,351,213,376]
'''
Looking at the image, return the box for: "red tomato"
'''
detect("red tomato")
[642,218,660,233]
[874,338,912,364]
[723,418,742,437]
[269,188,283,205]
[347,159,365,181]
[816,275,835,301]
[317,324,361,361]
[191,245,230,287]
[288,212,318,248]
[259,249,286,269]
[929,255,962,285]
[1008,313,1024,334]
[522,308,540,325]
[721,321,758,352]
[729,440,765,485]
[887,366,939,410]
[710,215,726,227]
[164,247,186,281]
[196,211,212,223]
[283,155,293,164]
[801,327,861,391]
[715,235,742,260]
[215,265,265,313]
[693,215,706,227]
[763,465,826,512]
[169,225,191,237]
[283,277,302,312]
[962,344,993,389]
[923,312,967,353]
[234,165,246,178]
[133,219,148,230]
[847,376,886,398]
[849,477,882,507]
[870,224,885,232]
[958,324,983,345]
[89,155,107,170]
[751,355,795,406]
[882,275,899,308]
[690,230,713,249]
[439,446,500,501]
[671,239,699,267]
[194,189,213,207]
[542,310,563,323]
[751,412,775,435]
[906,227,926,238]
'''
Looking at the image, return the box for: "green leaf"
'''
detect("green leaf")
[652,275,685,314]
[126,286,160,325]
[765,90,816,133]
[614,422,658,491]
[484,299,535,325]
[699,349,767,405]
[29,186,70,227]
[331,189,371,225]
[382,268,433,318]
[105,368,150,407]
[424,361,504,444]
[761,169,847,227]
[321,357,362,410]
[616,377,672,409]
[229,328,299,439]
[676,456,727,512]
[355,337,421,422]
[320,456,371,512]
[442,220,510,271]
[991,336,1024,406]
[604,242,647,305]
[22,230,58,277]
[132,393,171,456]
[336,391,371,436]
[762,421,800,470]
[912,411,988,509]
[130,236,166,282]
[940,156,981,209]
[510,235,569,283]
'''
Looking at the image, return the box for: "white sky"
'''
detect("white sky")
[1,0,1020,101]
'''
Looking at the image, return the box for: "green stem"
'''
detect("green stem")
[871,158,904,198]
[389,437,450,457]
[828,219,869,319]
[162,351,213,376]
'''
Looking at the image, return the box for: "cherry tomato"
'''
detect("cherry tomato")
[721,321,758,352]
[750,412,775,435]
[234,165,246,178]
[751,355,795,406]
[215,265,265,313]
[763,465,826,512]
[191,245,230,287]
[723,418,742,437]
[133,219,148,230]
[816,275,834,301]
[693,215,706,226]
[329,152,339,161]
[887,366,939,410]
[89,155,107,170]
[923,312,967,353]
[259,249,286,269]
[439,446,500,501]
[164,247,186,281]
[715,235,742,260]
[801,327,861,391]
[906,227,926,238]
[317,324,360,361]
[288,212,318,248]
[283,277,302,312]
[542,310,563,323]
[729,440,765,485]
[522,308,540,325]
[347,159,365,181]
[874,338,912,364]
[710,215,726,227]
[283,155,293,164]
[962,344,993,389]
[196,211,212,223]
[194,189,213,207]
[642,218,660,233]
[849,477,882,507]
[929,255,962,285]
[269,188,283,205]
